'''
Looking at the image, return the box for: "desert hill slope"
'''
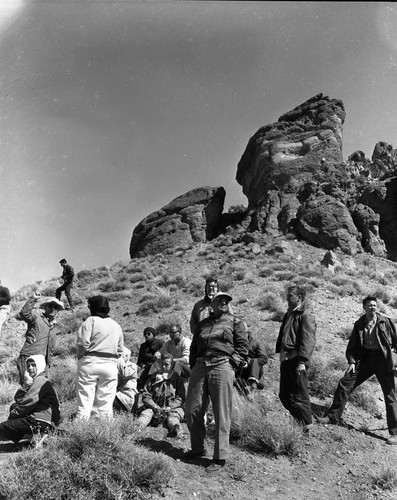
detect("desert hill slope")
[1,236,397,499]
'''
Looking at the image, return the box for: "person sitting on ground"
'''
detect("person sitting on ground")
[0,354,60,446]
[16,295,64,386]
[113,347,138,413]
[158,323,191,381]
[238,330,268,393]
[137,327,165,390]
[137,353,185,437]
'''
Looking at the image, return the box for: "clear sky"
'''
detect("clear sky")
[1,1,397,292]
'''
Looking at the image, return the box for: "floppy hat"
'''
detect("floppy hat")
[40,297,65,310]
[211,292,233,303]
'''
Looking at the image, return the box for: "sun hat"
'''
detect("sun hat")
[211,292,233,303]
[40,297,65,310]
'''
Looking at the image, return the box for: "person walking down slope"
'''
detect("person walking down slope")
[275,284,316,432]
[0,279,11,332]
[76,295,124,420]
[0,354,60,446]
[56,258,75,310]
[317,295,397,445]
[16,295,64,386]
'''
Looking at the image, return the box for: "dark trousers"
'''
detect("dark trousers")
[56,283,73,308]
[241,358,263,384]
[0,416,52,444]
[279,358,312,425]
[328,350,397,435]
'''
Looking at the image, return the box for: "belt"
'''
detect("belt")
[84,351,118,359]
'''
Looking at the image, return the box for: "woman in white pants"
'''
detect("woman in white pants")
[76,295,124,419]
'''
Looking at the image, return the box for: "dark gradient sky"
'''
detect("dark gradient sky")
[1,1,397,290]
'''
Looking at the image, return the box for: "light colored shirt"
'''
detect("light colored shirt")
[77,316,124,360]
[160,337,191,364]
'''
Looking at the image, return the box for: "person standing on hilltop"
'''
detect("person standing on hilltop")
[0,279,11,332]
[275,284,316,433]
[55,258,75,311]
[185,292,248,473]
[16,296,64,386]
[317,295,397,445]
[189,277,219,335]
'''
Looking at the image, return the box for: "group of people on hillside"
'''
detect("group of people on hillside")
[1,260,397,473]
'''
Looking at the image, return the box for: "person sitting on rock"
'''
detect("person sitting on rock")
[137,353,185,438]
[0,354,60,446]
[158,322,191,381]
[137,327,165,390]
[113,347,138,413]
[238,330,268,393]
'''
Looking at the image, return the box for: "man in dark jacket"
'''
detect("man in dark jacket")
[55,258,75,310]
[318,295,397,445]
[239,330,268,393]
[185,292,248,473]
[275,284,316,431]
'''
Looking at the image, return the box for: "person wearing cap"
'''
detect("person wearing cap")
[113,347,139,413]
[185,291,248,473]
[16,295,64,386]
[55,258,75,310]
[137,327,165,390]
[189,277,219,335]
[0,354,60,445]
[275,284,316,432]
[76,295,124,420]
[0,279,11,332]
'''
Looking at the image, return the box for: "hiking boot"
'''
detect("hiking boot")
[316,416,346,426]
[386,435,397,445]
[183,449,207,460]
[206,459,226,474]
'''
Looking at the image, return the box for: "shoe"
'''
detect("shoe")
[206,459,226,473]
[316,416,346,426]
[183,449,207,460]
[168,424,180,438]
[386,435,397,445]
[316,416,331,424]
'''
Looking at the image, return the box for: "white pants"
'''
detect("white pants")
[76,356,118,420]
[0,305,10,332]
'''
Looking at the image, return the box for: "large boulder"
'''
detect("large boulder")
[351,204,386,257]
[296,195,362,255]
[236,93,346,217]
[129,186,225,258]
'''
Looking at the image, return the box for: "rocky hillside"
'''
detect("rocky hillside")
[130,93,397,261]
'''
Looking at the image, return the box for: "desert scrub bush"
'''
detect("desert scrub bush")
[256,291,284,314]
[0,416,175,500]
[329,276,365,296]
[372,467,397,491]
[0,376,19,405]
[217,278,234,292]
[308,352,345,399]
[98,279,129,293]
[57,309,88,335]
[38,280,60,297]
[258,267,275,278]
[50,356,77,403]
[155,315,185,336]
[136,288,173,316]
[230,393,301,456]
[52,333,77,358]
[273,270,296,281]
[128,272,146,283]
[350,384,380,416]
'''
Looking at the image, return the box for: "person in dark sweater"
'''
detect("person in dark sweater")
[55,258,75,310]
[137,327,164,390]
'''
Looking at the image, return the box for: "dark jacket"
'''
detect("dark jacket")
[61,265,74,285]
[137,338,165,367]
[142,371,185,411]
[346,313,397,373]
[17,298,60,364]
[9,373,60,426]
[275,303,316,365]
[189,312,248,369]
[0,286,11,306]
[190,296,212,335]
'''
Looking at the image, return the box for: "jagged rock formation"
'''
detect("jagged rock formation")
[129,186,225,257]
[130,94,397,260]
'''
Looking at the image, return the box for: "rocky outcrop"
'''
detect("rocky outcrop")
[129,187,225,258]
[296,195,362,255]
[351,204,386,257]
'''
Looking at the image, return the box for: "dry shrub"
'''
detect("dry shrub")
[230,393,301,456]
[372,468,397,491]
[0,416,175,500]
[0,376,19,405]
[308,352,345,399]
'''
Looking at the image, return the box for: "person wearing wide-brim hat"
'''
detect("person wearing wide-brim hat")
[185,291,248,473]
[16,295,64,386]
